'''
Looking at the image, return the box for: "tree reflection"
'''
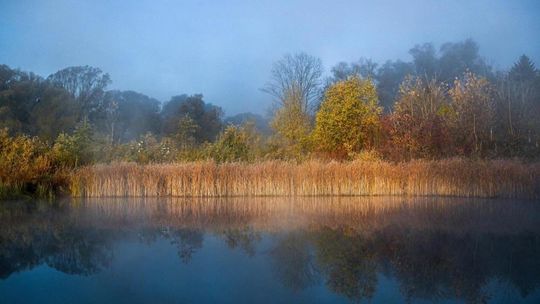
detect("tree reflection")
[167,229,203,263]
[269,232,319,291]
[0,200,114,277]
[312,227,377,301]
[220,226,261,257]
[44,227,113,275]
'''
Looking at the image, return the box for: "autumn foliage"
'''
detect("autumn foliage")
[313,77,381,158]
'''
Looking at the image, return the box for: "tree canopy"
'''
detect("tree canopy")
[313,76,381,158]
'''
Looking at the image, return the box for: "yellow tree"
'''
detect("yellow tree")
[263,53,323,158]
[313,76,382,158]
[270,87,312,157]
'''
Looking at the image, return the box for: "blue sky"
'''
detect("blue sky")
[1,0,539,115]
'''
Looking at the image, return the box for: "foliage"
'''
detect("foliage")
[124,133,175,164]
[313,76,381,158]
[161,94,223,144]
[209,123,261,163]
[99,90,161,143]
[264,53,323,159]
[47,65,111,119]
[176,114,199,149]
[270,94,313,159]
[449,72,494,156]
[51,119,95,167]
[0,66,80,139]
[224,112,271,135]
[0,128,55,198]
[384,76,454,160]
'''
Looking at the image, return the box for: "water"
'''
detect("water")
[0,197,539,304]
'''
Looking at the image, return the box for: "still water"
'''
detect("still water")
[0,197,539,303]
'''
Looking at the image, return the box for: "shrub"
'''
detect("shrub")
[209,124,257,163]
[0,128,55,197]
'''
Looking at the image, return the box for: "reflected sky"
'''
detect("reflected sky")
[0,197,539,303]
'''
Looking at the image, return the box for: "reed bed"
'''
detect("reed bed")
[69,159,540,199]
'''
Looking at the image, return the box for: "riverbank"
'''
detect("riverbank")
[68,159,540,199]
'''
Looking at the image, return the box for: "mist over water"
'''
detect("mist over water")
[1,197,539,303]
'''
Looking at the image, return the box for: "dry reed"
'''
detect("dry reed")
[69,159,540,199]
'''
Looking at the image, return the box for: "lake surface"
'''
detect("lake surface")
[0,197,539,304]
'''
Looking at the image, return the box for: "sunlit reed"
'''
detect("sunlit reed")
[69,159,539,198]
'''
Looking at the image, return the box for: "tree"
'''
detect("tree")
[386,76,453,159]
[52,119,95,167]
[375,60,415,110]
[47,66,111,120]
[224,112,271,135]
[328,58,378,84]
[0,65,79,139]
[409,43,439,79]
[0,69,45,134]
[313,76,381,158]
[161,94,223,144]
[509,55,536,83]
[270,88,313,157]
[438,39,492,82]
[100,90,161,143]
[262,53,323,113]
[263,53,323,157]
[176,114,199,149]
[30,86,80,141]
[450,72,494,156]
[494,55,540,156]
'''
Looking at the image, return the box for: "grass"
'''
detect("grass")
[69,159,540,198]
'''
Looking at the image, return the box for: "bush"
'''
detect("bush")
[51,120,95,167]
[0,128,55,198]
[209,125,252,163]
[120,133,176,164]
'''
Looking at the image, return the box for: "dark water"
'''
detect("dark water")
[0,197,539,304]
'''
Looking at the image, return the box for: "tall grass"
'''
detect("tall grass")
[69,159,540,198]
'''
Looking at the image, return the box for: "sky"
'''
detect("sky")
[1,0,539,116]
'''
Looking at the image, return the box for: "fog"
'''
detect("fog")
[1,0,539,115]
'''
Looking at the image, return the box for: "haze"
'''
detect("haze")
[1,0,539,115]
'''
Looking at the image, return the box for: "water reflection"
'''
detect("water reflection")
[0,197,539,303]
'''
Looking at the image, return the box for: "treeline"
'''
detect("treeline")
[1,39,539,197]
[269,39,540,160]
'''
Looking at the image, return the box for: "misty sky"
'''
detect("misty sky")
[1,0,539,116]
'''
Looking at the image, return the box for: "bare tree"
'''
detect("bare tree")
[262,53,323,114]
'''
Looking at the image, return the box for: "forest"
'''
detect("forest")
[1,39,539,198]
